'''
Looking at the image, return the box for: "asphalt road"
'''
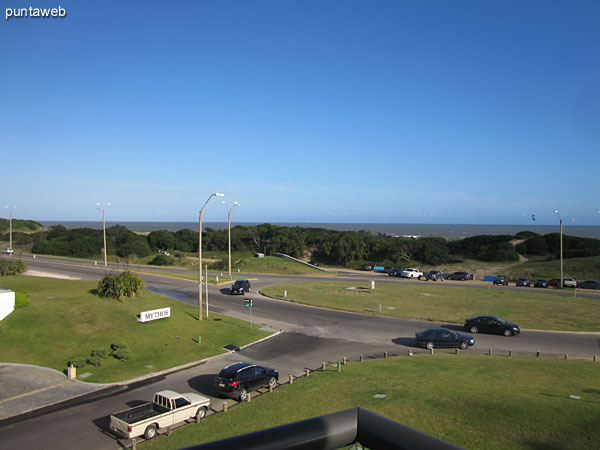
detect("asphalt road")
[0,256,599,449]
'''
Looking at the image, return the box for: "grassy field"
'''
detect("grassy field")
[0,276,271,383]
[144,354,600,450]
[505,255,600,281]
[262,281,600,332]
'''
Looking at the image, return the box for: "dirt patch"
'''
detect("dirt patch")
[25,270,81,280]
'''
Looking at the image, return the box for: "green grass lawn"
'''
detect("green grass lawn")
[144,354,600,450]
[262,281,600,332]
[0,276,271,383]
[505,255,600,281]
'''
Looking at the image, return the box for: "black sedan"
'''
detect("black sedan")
[213,362,278,401]
[515,277,531,287]
[464,315,520,337]
[230,279,251,295]
[415,328,474,350]
[534,279,547,288]
[578,280,600,290]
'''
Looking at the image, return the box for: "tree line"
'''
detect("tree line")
[14,223,600,267]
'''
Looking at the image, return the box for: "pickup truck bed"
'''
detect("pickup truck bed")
[112,403,169,424]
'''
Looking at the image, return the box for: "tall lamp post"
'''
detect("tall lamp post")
[4,205,16,256]
[221,201,240,279]
[198,193,224,320]
[553,210,563,288]
[96,202,110,267]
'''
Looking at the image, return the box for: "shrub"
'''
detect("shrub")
[0,260,26,276]
[90,349,107,358]
[112,350,128,361]
[14,292,30,309]
[68,358,87,368]
[97,271,144,300]
[87,357,102,367]
[111,342,128,352]
[149,254,175,266]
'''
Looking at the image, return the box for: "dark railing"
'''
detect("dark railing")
[183,407,462,450]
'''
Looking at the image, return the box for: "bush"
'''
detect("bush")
[68,358,87,368]
[90,349,108,358]
[149,254,175,266]
[14,292,29,309]
[111,342,128,352]
[87,357,102,367]
[0,260,26,276]
[97,271,145,300]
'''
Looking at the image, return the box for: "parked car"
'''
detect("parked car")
[533,279,547,288]
[424,270,443,281]
[415,328,474,350]
[361,264,373,271]
[464,315,520,337]
[578,280,600,290]
[1,248,13,254]
[547,278,561,288]
[562,278,578,288]
[388,268,404,277]
[230,279,251,295]
[516,277,531,287]
[109,390,210,440]
[308,261,319,267]
[400,268,423,279]
[448,271,470,281]
[493,275,508,286]
[213,362,279,401]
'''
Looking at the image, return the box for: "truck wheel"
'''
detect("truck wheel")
[196,406,207,420]
[144,424,158,440]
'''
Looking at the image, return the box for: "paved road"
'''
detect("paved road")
[0,257,599,449]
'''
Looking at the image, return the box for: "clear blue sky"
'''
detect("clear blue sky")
[2,0,599,225]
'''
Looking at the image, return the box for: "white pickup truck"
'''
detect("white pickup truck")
[110,390,211,440]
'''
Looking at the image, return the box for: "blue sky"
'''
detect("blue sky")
[2,1,599,225]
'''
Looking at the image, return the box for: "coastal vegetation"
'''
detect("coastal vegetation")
[6,223,600,272]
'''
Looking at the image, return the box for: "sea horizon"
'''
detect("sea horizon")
[38,221,600,240]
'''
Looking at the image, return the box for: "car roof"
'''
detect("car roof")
[221,362,256,373]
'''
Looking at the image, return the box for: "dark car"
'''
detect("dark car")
[308,261,319,267]
[493,275,508,286]
[534,279,547,288]
[230,279,251,295]
[448,271,470,281]
[213,362,278,401]
[415,328,474,350]
[388,268,404,277]
[547,278,577,288]
[516,277,531,287]
[578,280,600,290]
[425,270,443,281]
[547,278,561,288]
[361,264,373,271]
[464,315,520,337]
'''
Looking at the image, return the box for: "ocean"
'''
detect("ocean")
[38,221,600,239]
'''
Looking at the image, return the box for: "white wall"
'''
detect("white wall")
[0,290,15,321]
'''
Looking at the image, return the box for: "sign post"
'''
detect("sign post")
[244,299,253,329]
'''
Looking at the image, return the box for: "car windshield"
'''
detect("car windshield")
[233,281,245,286]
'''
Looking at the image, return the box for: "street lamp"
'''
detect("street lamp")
[96,202,111,267]
[222,201,240,279]
[198,193,224,320]
[553,209,563,288]
[4,205,16,256]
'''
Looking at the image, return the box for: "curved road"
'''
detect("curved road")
[0,256,598,449]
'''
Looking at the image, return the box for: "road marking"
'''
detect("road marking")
[0,381,71,404]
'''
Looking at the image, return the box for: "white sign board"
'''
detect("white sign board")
[138,307,170,323]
